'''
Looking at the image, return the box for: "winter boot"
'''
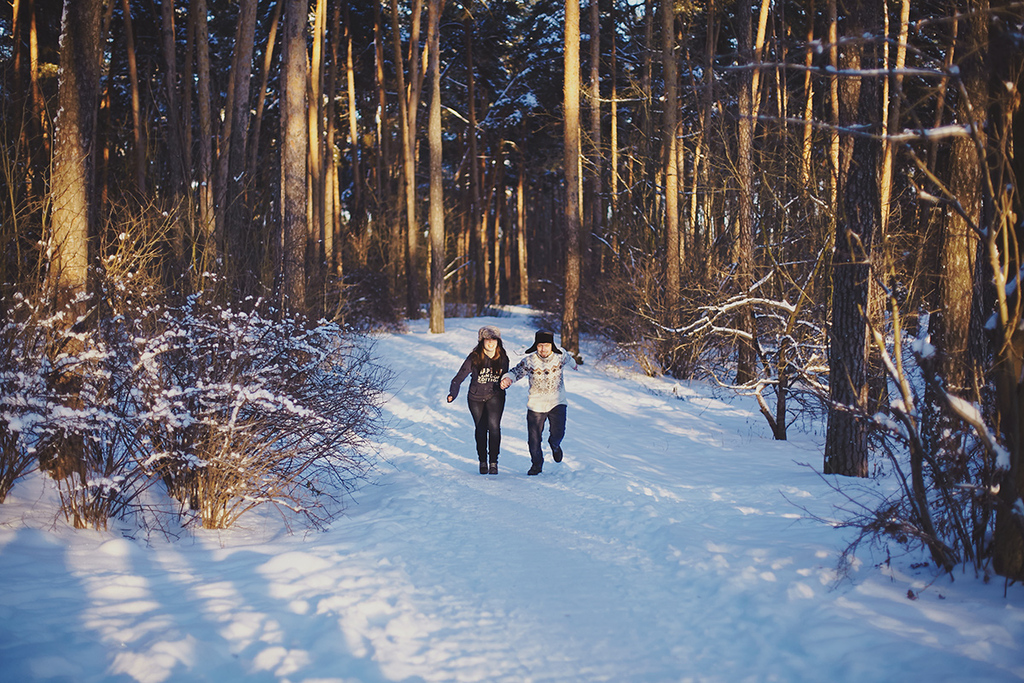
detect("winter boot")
[527,464,542,475]
[479,460,488,474]
[489,462,498,475]
[552,446,563,463]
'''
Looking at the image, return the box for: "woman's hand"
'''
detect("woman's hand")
[446,395,454,403]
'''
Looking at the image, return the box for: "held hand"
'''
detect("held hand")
[446,395,454,403]
[499,377,511,390]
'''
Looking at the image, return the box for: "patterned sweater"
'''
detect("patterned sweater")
[503,351,577,413]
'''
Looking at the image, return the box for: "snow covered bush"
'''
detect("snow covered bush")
[0,289,149,528]
[1,282,391,532]
[823,294,1016,577]
[131,291,392,529]
[0,294,46,503]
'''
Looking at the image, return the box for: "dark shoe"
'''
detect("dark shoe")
[552,446,563,463]
[489,462,498,475]
[527,465,542,476]
[479,461,488,474]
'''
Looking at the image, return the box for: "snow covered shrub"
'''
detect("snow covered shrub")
[0,294,45,502]
[823,296,1015,577]
[0,289,152,529]
[133,292,391,529]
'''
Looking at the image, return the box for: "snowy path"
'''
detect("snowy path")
[1,310,1022,682]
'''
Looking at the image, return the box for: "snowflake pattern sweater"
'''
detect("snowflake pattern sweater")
[503,351,577,413]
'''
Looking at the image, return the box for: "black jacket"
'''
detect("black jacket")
[449,353,509,402]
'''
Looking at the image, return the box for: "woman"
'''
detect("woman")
[448,326,509,474]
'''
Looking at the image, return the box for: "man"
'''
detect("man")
[500,330,578,475]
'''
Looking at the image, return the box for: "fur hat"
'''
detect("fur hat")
[525,330,562,354]
[478,325,502,341]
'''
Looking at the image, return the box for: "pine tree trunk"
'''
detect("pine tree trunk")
[734,0,757,384]
[120,0,146,194]
[427,0,445,334]
[343,1,362,276]
[562,0,582,357]
[587,0,602,272]
[281,0,308,312]
[823,0,881,477]
[50,0,103,298]
[463,12,485,311]
[193,0,215,267]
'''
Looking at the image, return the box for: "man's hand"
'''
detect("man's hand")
[500,377,511,390]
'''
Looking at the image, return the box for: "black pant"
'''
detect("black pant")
[468,392,505,463]
[527,404,566,468]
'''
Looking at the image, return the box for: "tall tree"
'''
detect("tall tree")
[427,0,445,333]
[562,0,582,357]
[463,8,485,310]
[823,0,882,477]
[281,0,308,312]
[734,0,756,383]
[587,0,602,270]
[193,0,215,267]
[50,0,104,299]
[120,0,145,195]
[662,0,680,331]
[216,0,258,281]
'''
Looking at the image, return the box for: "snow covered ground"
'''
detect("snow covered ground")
[1,308,1022,682]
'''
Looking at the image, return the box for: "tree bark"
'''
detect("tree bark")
[464,11,485,310]
[734,0,756,383]
[281,0,308,312]
[216,0,258,282]
[343,0,362,276]
[120,0,146,195]
[587,0,602,271]
[562,0,582,357]
[823,0,882,477]
[50,0,104,298]
[661,0,680,335]
[247,2,283,195]
[193,0,215,267]
[427,0,445,333]
[517,147,529,305]
[158,0,183,196]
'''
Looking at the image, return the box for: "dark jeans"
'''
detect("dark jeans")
[468,392,505,463]
[526,404,566,468]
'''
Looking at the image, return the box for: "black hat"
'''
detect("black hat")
[525,330,562,354]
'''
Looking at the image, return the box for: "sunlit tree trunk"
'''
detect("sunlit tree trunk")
[427,0,445,333]
[343,1,362,275]
[734,0,756,384]
[517,147,529,305]
[662,0,680,332]
[308,0,327,276]
[562,0,582,357]
[587,0,602,271]
[281,0,308,312]
[325,1,341,276]
[799,0,815,190]
[390,0,424,316]
[50,0,103,299]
